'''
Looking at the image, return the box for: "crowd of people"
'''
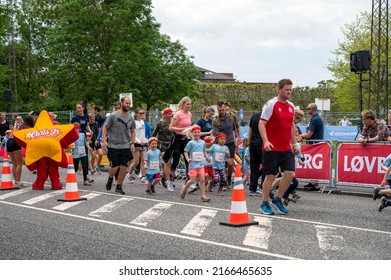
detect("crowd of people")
[3,80,391,214]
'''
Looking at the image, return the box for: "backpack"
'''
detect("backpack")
[214,112,238,133]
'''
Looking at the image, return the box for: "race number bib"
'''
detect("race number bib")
[150,161,159,170]
[78,146,86,155]
[215,152,224,162]
[192,152,203,161]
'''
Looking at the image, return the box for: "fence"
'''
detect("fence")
[295,140,391,194]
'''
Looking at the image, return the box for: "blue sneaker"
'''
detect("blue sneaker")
[272,198,288,214]
[260,202,275,215]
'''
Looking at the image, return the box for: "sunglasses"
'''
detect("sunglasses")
[138,112,145,115]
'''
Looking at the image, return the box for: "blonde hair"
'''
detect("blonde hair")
[177,96,191,111]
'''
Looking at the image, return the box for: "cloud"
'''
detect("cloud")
[152,0,370,86]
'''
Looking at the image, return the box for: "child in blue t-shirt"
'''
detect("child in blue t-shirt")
[72,123,94,186]
[144,137,161,194]
[208,133,230,195]
[180,126,211,202]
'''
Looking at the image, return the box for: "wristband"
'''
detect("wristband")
[292,143,298,147]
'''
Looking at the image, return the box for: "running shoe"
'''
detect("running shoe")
[115,186,125,195]
[105,177,113,190]
[167,181,175,192]
[271,198,289,214]
[378,196,387,212]
[140,177,148,184]
[260,202,275,215]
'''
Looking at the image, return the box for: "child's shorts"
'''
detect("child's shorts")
[204,166,214,177]
[146,173,161,182]
[188,167,205,177]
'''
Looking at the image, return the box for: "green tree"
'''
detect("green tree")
[327,12,372,113]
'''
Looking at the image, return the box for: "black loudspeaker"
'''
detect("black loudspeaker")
[350,50,371,73]
[3,89,12,102]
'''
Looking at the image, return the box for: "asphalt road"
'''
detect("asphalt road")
[1,165,390,262]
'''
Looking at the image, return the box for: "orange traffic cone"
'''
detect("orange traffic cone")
[220,164,258,227]
[0,150,19,190]
[58,154,87,202]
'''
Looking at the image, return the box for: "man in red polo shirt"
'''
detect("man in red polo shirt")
[258,79,298,215]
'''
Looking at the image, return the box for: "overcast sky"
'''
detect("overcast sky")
[152,0,370,87]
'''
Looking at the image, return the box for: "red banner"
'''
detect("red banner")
[295,142,331,182]
[337,143,391,186]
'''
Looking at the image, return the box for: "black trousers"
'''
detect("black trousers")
[249,144,264,192]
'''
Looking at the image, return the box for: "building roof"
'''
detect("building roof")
[196,66,236,83]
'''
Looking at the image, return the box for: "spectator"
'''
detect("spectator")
[339,116,350,126]
[357,110,390,145]
[299,103,324,191]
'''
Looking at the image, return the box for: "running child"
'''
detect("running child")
[208,133,230,195]
[144,137,161,194]
[180,126,211,202]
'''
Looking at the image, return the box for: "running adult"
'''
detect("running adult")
[162,96,193,191]
[196,106,215,139]
[101,96,135,195]
[128,108,148,184]
[71,101,92,134]
[152,108,174,188]
[6,115,35,187]
[258,78,298,215]
[212,101,240,187]
[248,109,263,196]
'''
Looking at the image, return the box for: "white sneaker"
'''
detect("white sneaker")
[126,173,134,184]
[167,180,175,192]
[140,177,148,184]
[188,183,199,194]
[15,181,26,187]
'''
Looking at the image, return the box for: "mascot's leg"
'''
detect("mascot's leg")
[32,158,47,190]
[48,159,62,190]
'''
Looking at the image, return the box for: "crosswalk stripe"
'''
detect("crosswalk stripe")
[52,193,101,211]
[180,209,217,237]
[243,216,272,250]
[88,197,133,217]
[315,225,345,251]
[130,203,172,226]
[22,190,65,205]
[0,188,31,200]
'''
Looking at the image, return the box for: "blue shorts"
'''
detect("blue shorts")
[146,173,161,182]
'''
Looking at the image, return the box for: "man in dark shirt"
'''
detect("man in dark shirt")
[248,111,263,196]
[299,103,324,191]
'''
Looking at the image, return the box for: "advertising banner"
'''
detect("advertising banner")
[295,142,331,182]
[336,143,391,186]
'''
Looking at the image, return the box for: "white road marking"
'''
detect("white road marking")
[52,193,101,211]
[22,190,65,205]
[315,225,346,251]
[88,197,133,217]
[180,209,217,236]
[0,188,31,200]
[243,216,272,250]
[130,202,172,226]
[0,200,299,260]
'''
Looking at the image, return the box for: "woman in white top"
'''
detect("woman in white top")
[128,108,148,184]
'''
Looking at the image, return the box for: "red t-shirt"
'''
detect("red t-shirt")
[261,97,295,151]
